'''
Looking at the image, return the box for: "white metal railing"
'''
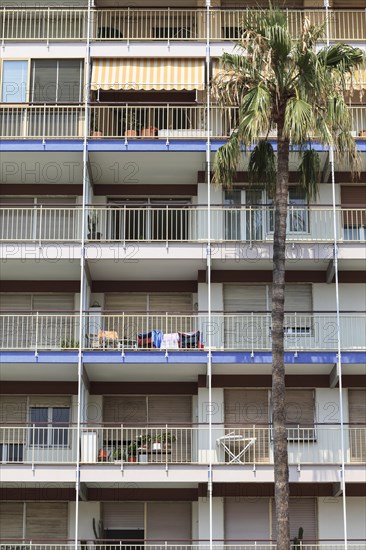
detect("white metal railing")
[1,545,366,550]
[0,105,84,139]
[0,105,365,140]
[1,425,365,465]
[1,8,365,42]
[1,206,365,244]
[0,313,365,352]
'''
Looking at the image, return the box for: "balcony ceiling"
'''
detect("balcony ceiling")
[0,259,81,281]
[0,361,79,381]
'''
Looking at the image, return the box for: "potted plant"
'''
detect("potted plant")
[292,527,304,549]
[98,449,109,462]
[127,441,138,462]
[112,447,123,461]
[140,125,158,137]
[60,338,79,349]
[87,211,101,240]
[124,110,140,137]
[151,432,176,451]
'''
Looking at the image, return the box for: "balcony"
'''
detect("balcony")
[1,424,365,466]
[0,8,365,42]
[0,205,365,244]
[0,312,365,352]
[0,544,365,550]
[0,105,365,140]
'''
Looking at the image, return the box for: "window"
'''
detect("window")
[1,60,28,102]
[31,59,84,102]
[29,407,70,446]
[224,189,263,241]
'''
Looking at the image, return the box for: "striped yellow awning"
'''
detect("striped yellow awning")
[91,58,205,91]
[352,69,366,91]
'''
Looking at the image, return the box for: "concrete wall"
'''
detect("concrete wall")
[69,501,101,540]
[318,497,366,541]
[197,497,224,541]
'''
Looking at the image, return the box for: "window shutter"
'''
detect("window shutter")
[26,502,68,539]
[105,294,148,311]
[148,396,191,424]
[147,502,191,540]
[223,285,267,311]
[348,390,366,462]
[0,396,27,423]
[28,396,71,408]
[271,497,317,542]
[58,59,83,102]
[0,294,32,311]
[341,186,366,225]
[32,294,74,311]
[284,284,312,312]
[225,498,270,542]
[0,502,23,538]
[103,502,144,530]
[149,293,192,312]
[103,396,147,424]
[285,390,315,426]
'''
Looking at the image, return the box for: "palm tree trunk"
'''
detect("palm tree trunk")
[272,112,290,550]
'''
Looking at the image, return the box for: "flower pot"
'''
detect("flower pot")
[141,127,157,137]
[359,131,366,138]
[87,231,101,240]
[98,449,108,462]
[92,130,103,138]
[127,456,137,462]
[125,130,138,137]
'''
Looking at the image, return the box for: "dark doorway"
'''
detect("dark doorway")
[105,529,144,550]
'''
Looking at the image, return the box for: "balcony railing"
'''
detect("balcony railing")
[1,105,365,140]
[0,312,365,352]
[1,424,365,465]
[0,205,365,244]
[1,8,365,42]
[1,544,366,550]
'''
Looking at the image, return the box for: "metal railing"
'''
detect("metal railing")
[1,205,365,244]
[1,424,365,465]
[1,544,366,550]
[1,8,365,42]
[0,312,365,352]
[0,105,365,140]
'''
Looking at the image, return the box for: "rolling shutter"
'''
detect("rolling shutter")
[0,502,23,538]
[147,502,191,540]
[285,390,315,427]
[271,497,317,542]
[149,293,193,312]
[103,396,147,424]
[26,502,68,539]
[224,390,269,462]
[225,498,269,542]
[28,396,71,408]
[105,294,148,311]
[0,396,27,444]
[148,396,191,424]
[103,502,144,530]
[32,295,74,311]
[0,294,32,311]
[224,285,267,312]
[283,285,312,312]
[349,390,366,462]
[341,186,366,226]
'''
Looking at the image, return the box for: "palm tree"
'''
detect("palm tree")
[212,8,364,549]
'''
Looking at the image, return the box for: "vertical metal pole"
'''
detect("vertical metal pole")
[205,2,213,549]
[324,1,348,548]
[75,1,92,548]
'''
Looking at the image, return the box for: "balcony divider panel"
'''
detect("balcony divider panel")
[26,502,68,539]
[349,389,366,462]
[102,502,144,530]
[0,502,23,538]
[224,389,269,463]
[224,497,270,542]
[146,501,191,541]
[271,497,317,542]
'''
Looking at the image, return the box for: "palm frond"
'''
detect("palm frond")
[298,149,320,200]
[212,130,241,188]
[248,140,276,196]
[284,98,315,143]
[237,86,272,144]
[318,44,365,71]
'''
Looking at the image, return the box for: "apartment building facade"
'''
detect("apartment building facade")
[0,0,365,547]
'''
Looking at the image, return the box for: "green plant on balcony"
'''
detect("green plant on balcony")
[151,431,176,451]
[60,338,79,349]
[112,447,124,461]
[127,440,138,462]
[293,526,304,549]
